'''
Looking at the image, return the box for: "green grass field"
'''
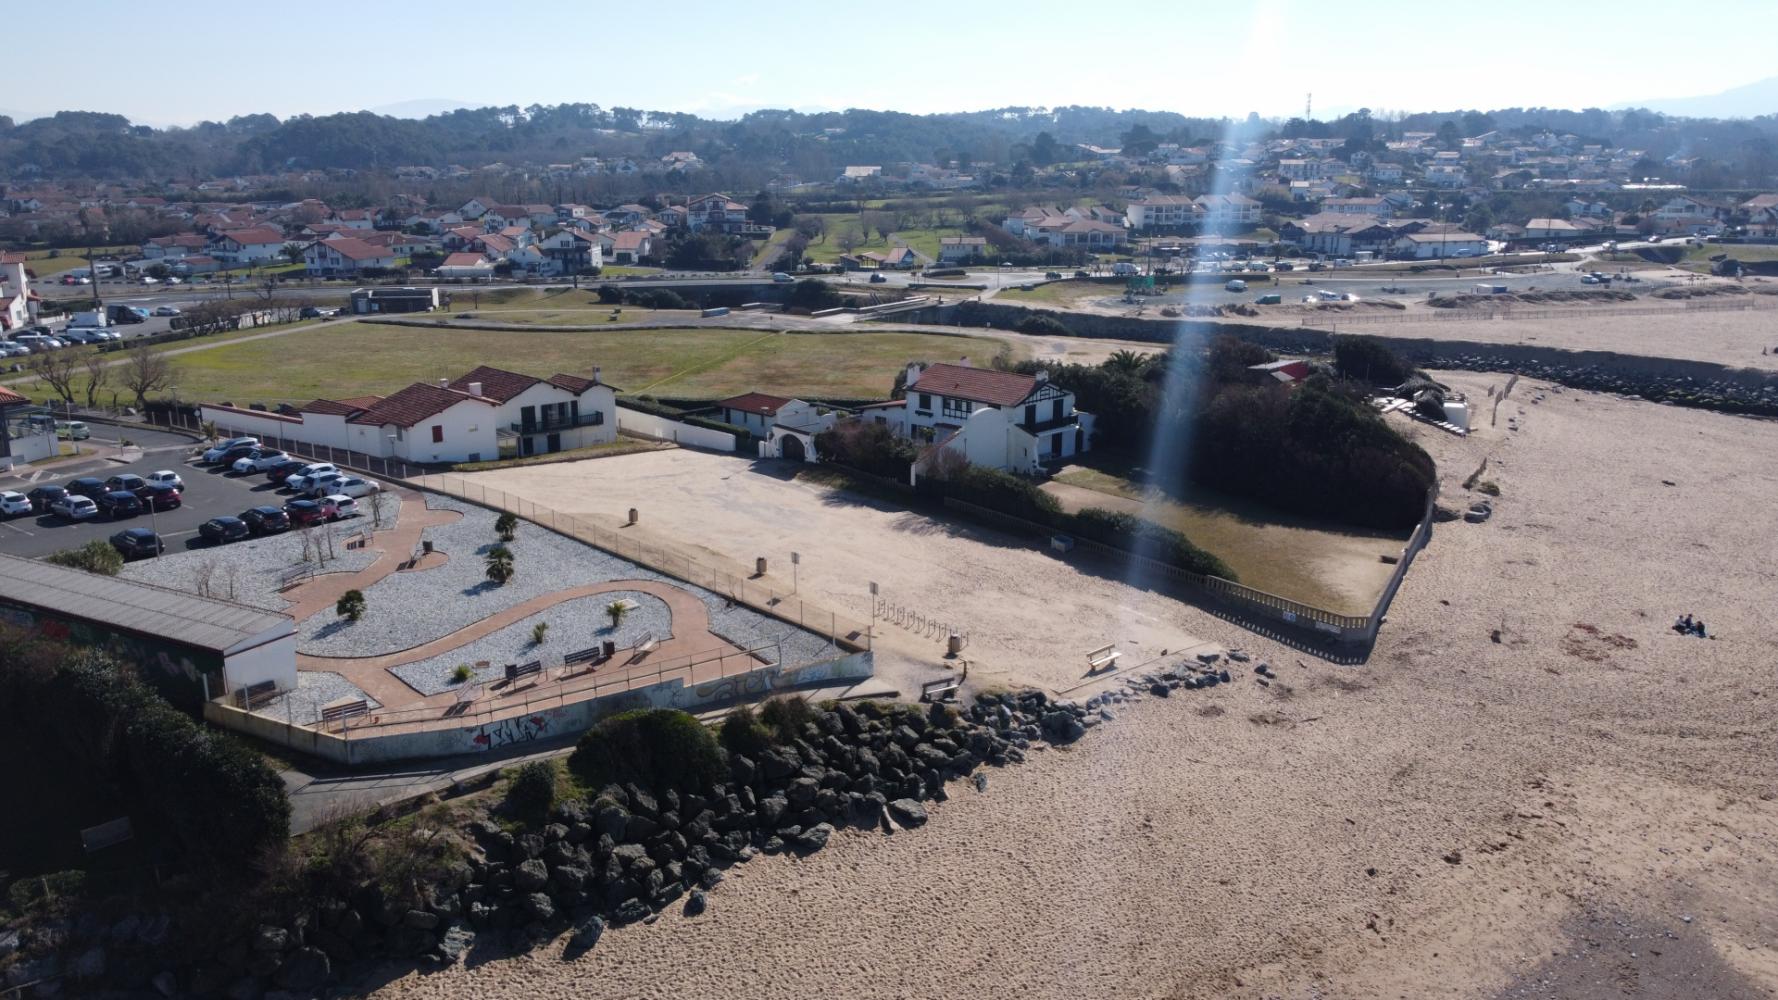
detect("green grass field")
[799,213,968,264]
[1679,242,1778,272]
[135,322,1014,405]
[14,246,137,277]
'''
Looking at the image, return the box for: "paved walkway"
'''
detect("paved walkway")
[298,577,727,710]
[278,490,460,622]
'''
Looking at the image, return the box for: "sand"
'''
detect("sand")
[373,379,1778,999]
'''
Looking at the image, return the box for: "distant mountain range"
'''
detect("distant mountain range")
[1618,76,1778,119]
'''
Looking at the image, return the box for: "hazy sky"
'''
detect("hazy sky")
[8,0,1777,124]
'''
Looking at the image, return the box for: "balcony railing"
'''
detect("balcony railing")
[511,412,604,435]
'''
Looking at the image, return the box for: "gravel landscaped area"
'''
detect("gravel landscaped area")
[120,505,400,610]
[389,591,671,695]
[253,671,381,727]
[298,496,834,667]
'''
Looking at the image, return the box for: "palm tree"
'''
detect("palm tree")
[485,544,514,584]
[495,512,518,542]
[1104,350,1149,376]
[606,600,629,630]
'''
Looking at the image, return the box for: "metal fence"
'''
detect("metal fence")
[415,473,873,653]
[1303,296,1774,329]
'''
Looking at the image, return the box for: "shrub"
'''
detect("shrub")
[786,278,842,311]
[531,620,549,645]
[336,588,366,622]
[567,709,726,793]
[506,760,557,820]
[1333,334,1414,387]
[814,419,917,480]
[46,539,124,576]
[495,511,518,541]
[718,703,774,757]
[606,600,629,629]
[1016,313,1071,336]
[449,664,473,684]
[485,544,514,584]
[758,695,817,742]
[951,466,1063,522]
[8,869,86,912]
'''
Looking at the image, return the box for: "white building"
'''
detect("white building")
[936,236,988,263]
[1,253,41,334]
[872,361,1094,475]
[207,226,290,264]
[1393,231,1488,259]
[716,393,843,462]
[200,365,616,464]
[302,237,397,277]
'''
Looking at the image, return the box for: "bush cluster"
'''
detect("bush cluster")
[506,760,558,819]
[567,709,727,792]
[46,539,123,576]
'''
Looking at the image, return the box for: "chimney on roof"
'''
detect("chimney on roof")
[593,366,601,384]
[1035,369,1049,383]
[468,381,483,398]
[437,378,449,388]
[904,362,924,388]
[957,356,971,368]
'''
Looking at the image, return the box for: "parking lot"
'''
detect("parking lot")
[0,431,311,559]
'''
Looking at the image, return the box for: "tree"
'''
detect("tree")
[336,589,366,622]
[46,540,123,576]
[282,242,306,266]
[1120,123,1160,157]
[606,600,629,630]
[485,544,514,584]
[495,511,518,541]
[145,262,171,281]
[837,230,860,255]
[121,342,176,411]
[1104,349,1150,377]
[28,347,84,406]
[80,350,109,409]
[1031,131,1060,166]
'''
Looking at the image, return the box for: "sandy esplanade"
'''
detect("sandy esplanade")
[377,382,1778,999]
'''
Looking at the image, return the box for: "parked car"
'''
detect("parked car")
[146,469,185,490]
[26,485,68,513]
[104,473,148,494]
[265,459,307,485]
[152,305,181,317]
[0,490,33,516]
[50,495,99,521]
[66,476,111,500]
[771,272,793,283]
[1045,271,1063,279]
[298,306,339,318]
[97,490,144,518]
[285,462,338,493]
[136,483,182,511]
[215,443,260,467]
[202,436,259,463]
[1579,274,1601,284]
[241,505,291,535]
[109,527,164,560]
[232,449,289,474]
[304,472,349,497]
[329,476,380,498]
[869,272,887,283]
[199,516,250,544]
[321,495,359,520]
[282,498,331,527]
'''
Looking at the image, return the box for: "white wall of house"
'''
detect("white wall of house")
[501,381,616,452]
[616,406,737,451]
[718,407,776,434]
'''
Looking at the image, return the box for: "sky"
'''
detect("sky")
[7,0,1778,126]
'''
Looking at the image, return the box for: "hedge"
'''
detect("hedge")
[568,709,727,792]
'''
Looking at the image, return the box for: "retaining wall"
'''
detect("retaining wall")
[615,405,739,451]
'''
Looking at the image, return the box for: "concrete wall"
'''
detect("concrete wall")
[208,649,874,767]
[222,631,298,694]
[616,406,738,451]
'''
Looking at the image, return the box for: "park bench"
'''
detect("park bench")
[234,679,279,711]
[504,660,543,684]
[319,698,369,726]
[1086,644,1121,674]
[919,676,962,704]
[563,646,602,667]
[624,631,659,664]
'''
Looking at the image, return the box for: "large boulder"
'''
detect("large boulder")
[514,859,550,892]
[795,823,835,852]
[274,947,330,992]
[887,799,928,828]
[594,804,630,841]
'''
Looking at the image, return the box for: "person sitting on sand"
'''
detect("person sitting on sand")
[1693,619,1707,638]
[1674,614,1693,634]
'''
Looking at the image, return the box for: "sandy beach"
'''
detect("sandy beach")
[374,375,1778,999]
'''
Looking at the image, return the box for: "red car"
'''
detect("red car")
[283,497,337,527]
[134,482,183,511]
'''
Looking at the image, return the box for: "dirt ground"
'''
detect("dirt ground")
[378,380,1778,1000]
[452,450,1224,696]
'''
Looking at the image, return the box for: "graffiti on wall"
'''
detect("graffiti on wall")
[470,707,569,751]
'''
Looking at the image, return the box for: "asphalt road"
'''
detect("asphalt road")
[0,440,298,560]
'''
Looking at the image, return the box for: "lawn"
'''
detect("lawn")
[14,246,136,277]
[799,213,967,264]
[442,306,705,327]
[143,323,1015,405]
[1049,464,1407,615]
[1679,242,1778,272]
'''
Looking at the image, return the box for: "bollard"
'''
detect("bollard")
[947,633,963,657]
[756,556,768,576]
[628,507,639,525]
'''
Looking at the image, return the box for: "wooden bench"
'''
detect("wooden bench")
[319,698,369,725]
[625,631,659,664]
[1086,644,1121,674]
[234,680,279,711]
[920,676,962,703]
[504,660,543,684]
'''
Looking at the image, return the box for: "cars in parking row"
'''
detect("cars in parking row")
[197,440,383,499]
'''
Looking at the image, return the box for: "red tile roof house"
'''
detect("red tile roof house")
[196,366,616,464]
[301,237,397,277]
[206,226,290,264]
[891,360,1095,476]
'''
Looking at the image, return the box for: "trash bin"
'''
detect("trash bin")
[756,556,768,576]
[422,540,434,555]
[602,639,616,659]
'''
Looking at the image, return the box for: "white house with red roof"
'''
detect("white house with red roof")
[302,237,397,276]
[879,360,1094,474]
[207,226,290,264]
[198,365,615,464]
[1,253,43,334]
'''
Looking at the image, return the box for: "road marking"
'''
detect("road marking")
[0,521,36,536]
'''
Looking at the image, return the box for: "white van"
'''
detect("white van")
[1225,279,1247,292]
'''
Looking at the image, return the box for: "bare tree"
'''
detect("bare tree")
[367,490,395,530]
[192,558,217,599]
[121,342,177,411]
[80,350,110,409]
[28,348,84,407]
[837,231,861,255]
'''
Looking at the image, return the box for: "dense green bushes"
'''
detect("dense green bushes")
[506,760,558,820]
[594,284,690,310]
[568,709,727,792]
[1015,313,1072,336]
[0,632,290,876]
[46,539,123,576]
[717,696,816,757]
[1333,334,1415,387]
[814,419,918,480]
